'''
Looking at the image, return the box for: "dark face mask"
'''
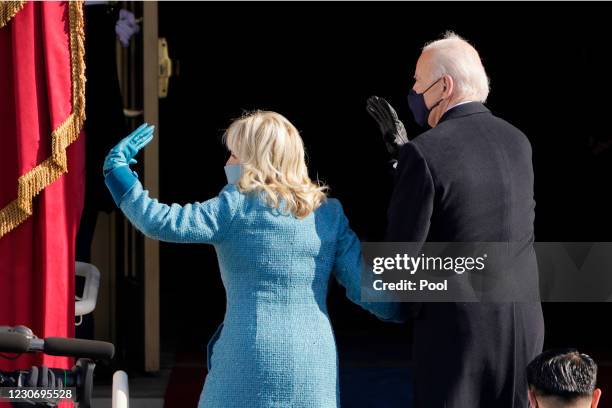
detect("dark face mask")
[407,77,444,127]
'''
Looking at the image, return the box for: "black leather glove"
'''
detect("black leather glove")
[366,96,409,160]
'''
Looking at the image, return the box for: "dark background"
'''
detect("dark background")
[157,1,612,362]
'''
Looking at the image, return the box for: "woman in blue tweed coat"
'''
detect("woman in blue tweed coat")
[103,111,405,407]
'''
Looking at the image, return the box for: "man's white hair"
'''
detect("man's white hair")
[422,31,490,102]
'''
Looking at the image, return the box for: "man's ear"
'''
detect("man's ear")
[442,75,454,97]
[592,388,602,407]
[527,387,539,408]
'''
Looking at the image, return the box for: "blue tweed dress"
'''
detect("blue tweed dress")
[113,180,404,407]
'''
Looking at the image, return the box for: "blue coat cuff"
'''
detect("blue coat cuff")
[105,165,139,205]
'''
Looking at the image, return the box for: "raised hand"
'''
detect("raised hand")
[103,123,155,176]
[366,96,409,158]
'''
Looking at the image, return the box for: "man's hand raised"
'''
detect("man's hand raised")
[366,96,409,159]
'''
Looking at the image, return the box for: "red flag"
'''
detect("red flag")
[0,1,86,406]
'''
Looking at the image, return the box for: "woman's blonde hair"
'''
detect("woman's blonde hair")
[222,110,329,219]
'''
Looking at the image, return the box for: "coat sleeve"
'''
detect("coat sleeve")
[114,179,242,244]
[332,200,407,323]
[385,142,435,244]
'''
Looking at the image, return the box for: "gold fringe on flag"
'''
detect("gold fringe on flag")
[0,0,27,28]
[0,1,87,238]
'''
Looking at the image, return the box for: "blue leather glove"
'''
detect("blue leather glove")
[103,123,155,176]
[104,123,155,205]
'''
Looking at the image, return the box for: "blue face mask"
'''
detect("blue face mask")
[224,164,242,184]
[407,77,444,127]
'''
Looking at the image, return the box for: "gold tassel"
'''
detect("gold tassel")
[0,0,27,28]
[0,1,86,238]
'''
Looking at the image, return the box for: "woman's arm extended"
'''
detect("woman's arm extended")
[103,124,241,244]
[332,200,407,323]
